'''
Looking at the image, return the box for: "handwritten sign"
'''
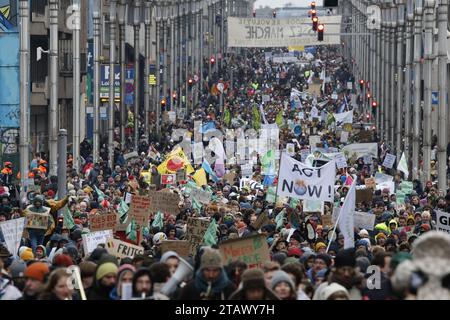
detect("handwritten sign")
[335,153,348,169]
[251,212,271,230]
[382,153,396,169]
[185,218,210,257]
[25,211,49,230]
[106,237,144,260]
[355,188,373,204]
[0,218,26,258]
[123,151,139,161]
[82,229,114,255]
[89,213,118,232]
[219,234,270,269]
[160,240,190,258]
[129,194,151,226]
[148,191,180,215]
[354,211,376,231]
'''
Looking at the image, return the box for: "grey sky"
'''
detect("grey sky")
[254,0,324,9]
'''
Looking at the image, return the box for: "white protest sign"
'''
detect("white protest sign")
[241,163,253,177]
[335,153,348,169]
[309,135,321,148]
[286,143,296,156]
[382,153,396,169]
[436,210,450,234]
[354,211,376,231]
[227,16,342,47]
[333,110,354,125]
[374,172,394,184]
[340,131,349,143]
[300,149,310,162]
[376,181,396,195]
[82,229,114,255]
[190,187,212,205]
[125,192,132,204]
[0,218,25,258]
[347,82,353,90]
[342,143,378,159]
[363,155,373,164]
[277,153,336,202]
[303,199,324,213]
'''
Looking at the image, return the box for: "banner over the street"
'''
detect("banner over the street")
[227,16,342,47]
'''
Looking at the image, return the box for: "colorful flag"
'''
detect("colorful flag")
[275,209,285,230]
[202,159,219,182]
[203,218,218,246]
[193,168,207,187]
[397,152,409,177]
[261,150,276,175]
[63,208,75,230]
[94,185,105,202]
[151,211,164,230]
[199,121,216,134]
[276,110,284,127]
[224,109,231,127]
[118,200,129,223]
[126,218,137,242]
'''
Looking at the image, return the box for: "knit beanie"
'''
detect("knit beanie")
[334,248,356,268]
[118,264,136,278]
[322,282,350,300]
[315,253,332,268]
[9,259,27,278]
[200,248,223,270]
[241,268,266,290]
[24,262,50,282]
[20,247,34,262]
[96,262,118,281]
[270,270,295,291]
[53,254,74,267]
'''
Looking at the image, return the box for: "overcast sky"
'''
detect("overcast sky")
[254,0,324,9]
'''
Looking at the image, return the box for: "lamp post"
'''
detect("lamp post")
[404,0,414,170]
[144,0,152,136]
[19,0,30,186]
[155,0,162,136]
[71,0,81,172]
[396,1,406,161]
[108,0,117,169]
[93,1,100,164]
[49,0,59,175]
[118,0,127,149]
[134,0,142,151]
[437,0,448,191]
[169,1,176,113]
[412,0,423,180]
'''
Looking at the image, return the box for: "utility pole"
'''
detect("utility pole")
[162,3,168,114]
[109,0,117,169]
[404,0,414,172]
[49,0,59,176]
[380,5,386,139]
[57,129,67,200]
[93,5,100,164]
[134,0,141,151]
[155,1,161,136]
[422,0,435,183]
[169,4,175,112]
[389,4,396,149]
[71,0,81,172]
[19,0,30,186]
[412,1,423,180]
[118,0,127,149]
[437,0,448,191]
[144,0,151,135]
[396,1,405,161]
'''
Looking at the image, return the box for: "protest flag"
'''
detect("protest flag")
[203,218,218,246]
[193,168,208,187]
[397,152,409,177]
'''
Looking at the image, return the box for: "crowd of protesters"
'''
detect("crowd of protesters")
[1,45,450,301]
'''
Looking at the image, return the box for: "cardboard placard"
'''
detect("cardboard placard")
[365,177,376,189]
[185,218,210,257]
[0,218,26,258]
[129,194,152,226]
[355,189,373,203]
[219,234,270,269]
[124,151,139,161]
[161,174,176,185]
[308,83,322,96]
[190,187,212,205]
[26,211,49,230]
[354,211,376,231]
[82,229,114,255]
[148,191,180,215]
[160,240,190,258]
[251,212,271,230]
[358,131,373,143]
[335,153,348,169]
[89,213,118,232]
[176,170,186,182]
[106,237,145,260]
[223,172,237,183]
[321,215,333,228]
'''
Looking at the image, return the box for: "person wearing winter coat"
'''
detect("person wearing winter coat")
[86,261,118,300]
[178,248,236,300]
[229,268,280,300]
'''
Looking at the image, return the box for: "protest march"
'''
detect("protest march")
[1,43,450,303]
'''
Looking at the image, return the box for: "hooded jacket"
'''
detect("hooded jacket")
[178,268,236,300]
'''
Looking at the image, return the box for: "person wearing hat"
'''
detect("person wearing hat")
[313,248,365,300]
[229,268,280,300]
[20,247,35,262]
[178,248,236,300]
[0,161,14,188]
[321,282,350,300]
[24,195,53,253]
[20,262,50,300]
[306,253,332,286]
[0,247,22,300]
[270,270,297,300]
[109,264,136,300]
[35,245,47,262]
[87,260,118,300]
[78,261,97,293]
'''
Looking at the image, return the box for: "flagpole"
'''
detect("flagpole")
[326,207,342,253]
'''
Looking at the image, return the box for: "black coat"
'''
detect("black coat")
[177,280,236,300]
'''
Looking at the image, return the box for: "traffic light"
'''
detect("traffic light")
[312,17,318,31]
[253,10,256,18]
[273,10,276,18]
[366,92,371,99]
[372,101,377,108]
[161,98,166,107]
[188,78,194,86]
[210,56,215,65]
[311,9,317,18]
[317,24,324,41]
[311,1,316,9]
[359,79,365,91]
[172,92,177,100]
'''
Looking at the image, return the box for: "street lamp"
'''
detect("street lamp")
[118,0,127,148]
[108,0,117,170]
[133,0,142,151]
[144,0,152,136]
